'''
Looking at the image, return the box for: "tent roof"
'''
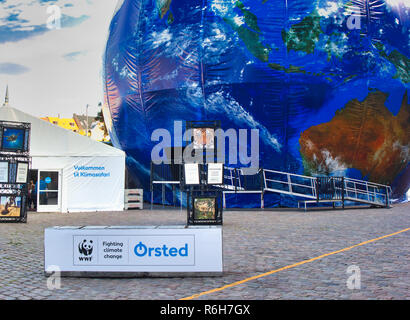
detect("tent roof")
[0,105,125,157]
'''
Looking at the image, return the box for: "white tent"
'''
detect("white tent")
[0,105,125,213]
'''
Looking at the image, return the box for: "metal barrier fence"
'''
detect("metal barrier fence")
[263,169,317,199]
[343,177,391,207]
[150,162,181,207]
[316,177,345,202]
[222,167,264,208]
[149,162,392,209]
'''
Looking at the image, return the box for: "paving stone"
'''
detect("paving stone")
[0,203,409,299]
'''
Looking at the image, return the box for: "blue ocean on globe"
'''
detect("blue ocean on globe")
[104,0,409,207]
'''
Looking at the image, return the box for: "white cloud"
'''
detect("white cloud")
[0,0,119,117]
[385,0,410,9]
[317,1,341,18]
[206,90,281,152]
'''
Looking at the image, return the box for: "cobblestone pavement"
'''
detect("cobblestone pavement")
[0,203,409,300]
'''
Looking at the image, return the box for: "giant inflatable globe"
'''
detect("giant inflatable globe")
[104,0,409,206]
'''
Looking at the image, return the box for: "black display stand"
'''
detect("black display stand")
[183,120,223,226]
[183,164,223,226]
[0,120,31,223]
[149,120,224,225]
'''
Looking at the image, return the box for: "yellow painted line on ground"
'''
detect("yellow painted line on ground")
[180,227,410,300]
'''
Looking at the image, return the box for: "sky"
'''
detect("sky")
[0,0,119,117]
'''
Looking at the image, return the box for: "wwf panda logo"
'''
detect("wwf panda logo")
[78,239,93,256]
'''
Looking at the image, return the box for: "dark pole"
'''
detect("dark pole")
[150,162,155,210]
[385,186,389,208]
[260,168,264,209]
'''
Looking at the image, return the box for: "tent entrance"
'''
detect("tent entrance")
[28,169,38,211]
[37,169,62,212]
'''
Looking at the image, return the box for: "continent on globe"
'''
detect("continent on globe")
[223,1,271,62]
[300,91,409,185]
[282,10,323,54]
[373,42,410,83]
[157,0,172,18]
[156,0,173,24]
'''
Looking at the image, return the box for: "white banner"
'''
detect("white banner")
[45,226,223,273]
[67,157,125,211]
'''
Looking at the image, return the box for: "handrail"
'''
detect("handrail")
[344,187,386,197]
[150,162,392,208]
[344,176,392,189]
[265,178,315,190]
[263,169,317,199]
[263,168,316,180]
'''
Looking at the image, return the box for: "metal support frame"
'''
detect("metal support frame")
[0,121,31,223]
